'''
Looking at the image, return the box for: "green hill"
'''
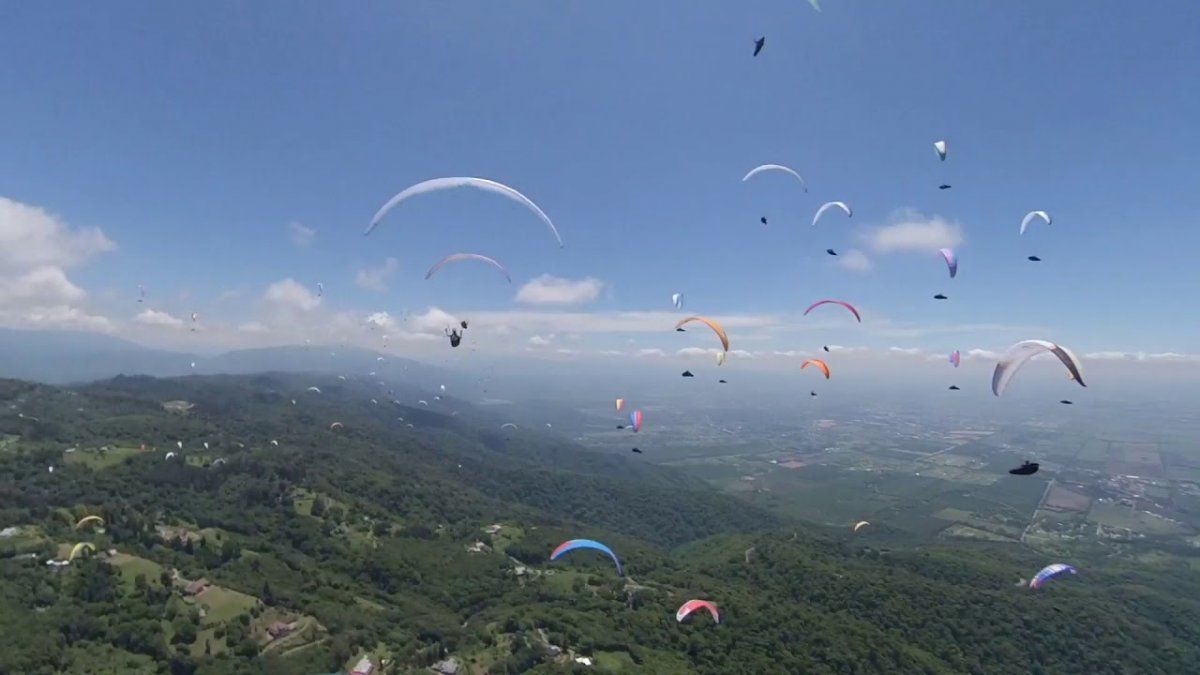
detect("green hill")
[1,374,1197,674]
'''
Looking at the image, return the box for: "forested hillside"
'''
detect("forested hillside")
[1,374,1197,674]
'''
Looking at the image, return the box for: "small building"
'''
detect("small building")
[268,620,298,640]
[349,655,373,674]
[574,656,593,667]
[431,657,460,675]
[184,578,209,596]
[484,524,503,535]
[465,541,491,554]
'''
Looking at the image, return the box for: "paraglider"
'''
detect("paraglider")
[418,400,429,406]
[681,371,694,378]
[822,346,830,352]
[1028,256,1042,262]
[1020,210,1051,235]
[425,253,512,283]
[365,177,563,247]
[190,312,198,332]
[317,282,324,297]
[672,293,683,309]
[826,249,837,256]
[939,248,958,278]
[933,294,948,300]
[165,452,177,460]
[760,216,767,226]
[939,184,952,190]
[991,340,1086,396]
[803,299,861,323]
[270,440,279,446]
[175,441,183,449]
[630,410,643,433]
[948,385,960,391]
[615,398,625,412]
[631,447,643,454]
[718,379,727,384]
[676,599,720,624]
[69,542,96,562]
[810,391,817,397]
[801,359,831,379]
[1009,462,1040,476]
[811,201,852,227]
[933,140,948,161]
[329,422,344,430]
[500,423,518,431]
[550,539,622,575]
[75,515,104,530]
[137,284,145,302]
[307,386,322,394]
[674,316,730,352]
[753,37,765,56]
[742,164,806,192]
[950,350,961,368]
[1029,563,1077,589]
[445,327,463,348]
[853,521,870,533]
[1060,400,1074,405]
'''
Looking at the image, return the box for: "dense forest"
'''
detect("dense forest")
[1,373,1198,674]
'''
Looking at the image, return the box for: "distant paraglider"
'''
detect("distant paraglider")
[365,177,563,247]
[950,350,961,368]
[500,423,518,431]
[753,37,765,57]
[939,184,952,190]
[933,140,948,161]
[853,520,870,533]
[672,293,683,310]
[681,371,694,378]
[948,385,960,391]
[933,294,948,300]
[1060,400,1074,405]
[629,410,643,432]
[1028,256,1042,262]
[550,539,622,575]
[631,447,643,454]
[75,515,104,530]
[1009,462,1040,476]
[425,253,512,283]
[826,249,837,256]
[615,398,625,412]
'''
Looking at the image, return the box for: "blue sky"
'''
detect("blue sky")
[1,1,1198,376]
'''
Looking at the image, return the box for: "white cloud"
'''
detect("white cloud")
[528,334,553,346]
[237,321,268,334]
[864,210,963,253]
[516,275,604,306]
[636,348,665,358]
[966,349,1000,360]
[287,222,315,247]
[355,258,398,292]
[1083,351,1200,363]
[888,346,924,356]
[364,311,396,330]
[0,266,86,305]
[0,197,115,269]
[407,307,459,334]
[19,305,113,332]
[263,278,321,312]
[836,248,873,272]
[134,309,184,328]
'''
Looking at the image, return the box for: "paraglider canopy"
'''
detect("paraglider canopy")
[753,37,765,56]
[425,253,512,283]
[939,248,958,278]
[1029,563,1077,589]
[674,316,730,352]
[742,163,805,192]
[991,340,1086,396]
[75,515,104,530]
[1019,210,1052,235]
[365,177,563,247]
[676,599,720,624]
[681,371,694,378]
[801,359,831,379]
[812,201,852,227]
[629,410,643,432]
[933,140,948,161]
[853,520,870,533]
[550,539,622,575]
[804,299,861,323]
